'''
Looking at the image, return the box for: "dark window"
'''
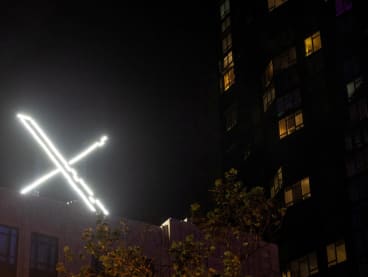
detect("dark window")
[336,0,352,16]
[276,89,302,117]
[0,225,18,277]
[30,233,58,277]
[349,98,368,121]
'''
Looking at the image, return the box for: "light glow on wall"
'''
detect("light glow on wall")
[17,113,109,215]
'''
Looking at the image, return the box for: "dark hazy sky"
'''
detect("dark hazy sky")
[0,1,221,224]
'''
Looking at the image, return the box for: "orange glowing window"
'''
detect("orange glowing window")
[327,241,347,267]
[304,31,322,57]
[279,110,304,139]
[284,177,311,207]
[223,51,234,70]
[222,34,232,53]
[223,67,235,91]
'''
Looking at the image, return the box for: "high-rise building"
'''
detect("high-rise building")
[216,0,367,276]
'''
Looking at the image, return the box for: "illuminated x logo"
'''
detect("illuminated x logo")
[18,114,109,215]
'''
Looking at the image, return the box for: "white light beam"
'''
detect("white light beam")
[20,136,108,194]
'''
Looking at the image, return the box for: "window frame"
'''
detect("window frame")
[304,31,322,57]
[0,224,18,266]
[30,232,58,274]
[326,240,347,267]
[278,110,304,139]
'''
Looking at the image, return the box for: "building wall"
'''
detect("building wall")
[0,188,279,276]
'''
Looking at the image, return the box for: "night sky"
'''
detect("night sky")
[0,2,221,224]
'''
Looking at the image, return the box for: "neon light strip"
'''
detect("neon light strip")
[20,136,108,194]
[17,114,108,215]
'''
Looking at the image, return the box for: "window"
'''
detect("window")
[287,252,318,276]
[345,127,368,151]
[273,47,297,72]
[223,51,234,71]
[349,98,368,121]
[30,233,58,276]
[347,76,363,100]
[223,67,235,91]
[271,167,283,198]
[336,0,352,16]
[0,225,18,265]
[263,61,274,88]
[279,110,304,139]
[284,177,311,207]
[225,107,237,131]
[222,34,232,53]
[221,16,231,32]
[304,31,322,57]
[327,241,347,267]
[268,0,288,11]
[345,147,368,176]
[220,0,230,19]
[276,89,302,117]
[263,84,276,112]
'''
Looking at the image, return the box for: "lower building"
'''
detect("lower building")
[0,187,279,276]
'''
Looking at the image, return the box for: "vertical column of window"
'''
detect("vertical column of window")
[220,0,235,92]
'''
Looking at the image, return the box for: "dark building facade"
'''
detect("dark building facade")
[216,0,367,276]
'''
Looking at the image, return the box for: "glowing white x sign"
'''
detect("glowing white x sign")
[17,114,109,215]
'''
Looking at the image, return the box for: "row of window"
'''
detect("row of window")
[269,167,311,207]
[278,110,304,139]
[0,225,58,277]
[268,0,352,17]
[283,241,347,277]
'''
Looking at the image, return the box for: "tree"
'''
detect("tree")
[57,217,153,277]
[169,168,285,276]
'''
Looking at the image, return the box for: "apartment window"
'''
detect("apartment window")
[349,98,368,121]
[223,51,234,71]
[222,33,232,53]
[276,89,302,117]
[263,61,274,88]
[220,0,230,19]
[30,233,58,276]
[345,128,368,151]
[225,107,237,131]
[336,0,352,16]
[224,67,235,91]
[345,147,368,176]
[0,225,18,265]
[347,76,363,100]
[268,0,288,11]
[284,177,311,207]
[327,241,347,267]
[263,84,276,112]
[287,252,318,276]
[304,31,322,57]
[279,110,304,139]
[271,167,283,198]
[273,47,297,72]
[221,16,231,32]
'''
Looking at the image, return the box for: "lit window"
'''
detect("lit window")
[223,51,234,71]
[225,107,237,131]
[263,84,276,112]
[0,225,18,265]
[276,89,302,117]
[220,0,230,19]
[284,177,311,207]
[336,0,352,16]
[268,0,288,11]
[288,252,318,276]
[271,167,283,198]
[221,16,231,32]
[30,233,58,276]
[304,31,322,57]
[224,67,235,91]
[263,61,274,88]
[279,110,304,139]
[327,241,347,267]
[347,76,363,100]
[222,34,232,53]
[273,47,297,72]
